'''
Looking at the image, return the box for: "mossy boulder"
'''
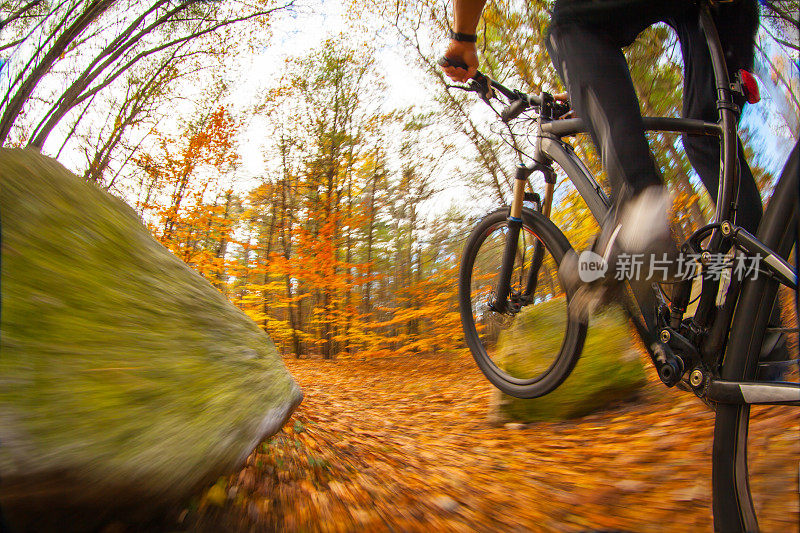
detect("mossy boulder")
[489,297,645,423]
[0,149,303,530]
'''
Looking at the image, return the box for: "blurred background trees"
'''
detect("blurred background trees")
[1,0,796,358]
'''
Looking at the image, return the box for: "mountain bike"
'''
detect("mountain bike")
[446,4,798,532]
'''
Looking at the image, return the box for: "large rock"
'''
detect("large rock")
[0,149,302,530]
[489,297,645,423]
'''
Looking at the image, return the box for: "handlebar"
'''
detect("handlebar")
[501,98,530,122]
[438,57,570,122]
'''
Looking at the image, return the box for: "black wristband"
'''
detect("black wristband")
[449,29,477,42]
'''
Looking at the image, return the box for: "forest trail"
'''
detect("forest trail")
[195,353,798,532]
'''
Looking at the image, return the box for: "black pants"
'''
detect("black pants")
[546,0,762,233]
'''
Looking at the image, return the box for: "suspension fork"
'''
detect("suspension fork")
[522,164,558,299]
[491,161,558,313]
[491,164,533,313]
[520,111,558,300]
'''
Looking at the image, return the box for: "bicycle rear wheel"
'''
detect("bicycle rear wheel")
[458,207,587,399]
[713,141,799,532]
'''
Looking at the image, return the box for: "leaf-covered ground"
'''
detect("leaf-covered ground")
[192,353,798,532]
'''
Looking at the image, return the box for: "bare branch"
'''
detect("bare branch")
[0,36,25,51]
[762,21,800,52]
[755,41,800,110]
[25,0,188,142]
[1,0,79,110]
[54,93,96,158]
[84,48,181,183]
[761,0,800,31]
[28,1,295,148]
[0,0,116,145]
[0,0,44,29]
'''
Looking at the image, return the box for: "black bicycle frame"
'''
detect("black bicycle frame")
[473,5,797,532]
[468,4,797,531]
[527,5,799,408]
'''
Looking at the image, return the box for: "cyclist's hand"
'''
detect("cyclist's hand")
[441,40,478,83]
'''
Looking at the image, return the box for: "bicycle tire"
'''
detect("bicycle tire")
[458,207,587,399]
[712,141,799,532]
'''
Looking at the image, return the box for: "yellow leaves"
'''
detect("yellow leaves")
[203,478,230,508]
[134,46,466,361]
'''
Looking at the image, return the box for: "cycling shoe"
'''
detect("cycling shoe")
[559,186,679,321]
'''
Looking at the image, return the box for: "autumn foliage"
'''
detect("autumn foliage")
[189,353,799,531]
[134,44,466,359]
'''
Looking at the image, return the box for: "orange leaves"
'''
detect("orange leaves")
[189,353,799,532]
[131,40,468,361]
[135,106,241,291]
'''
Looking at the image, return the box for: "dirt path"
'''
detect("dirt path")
[195,353,798,532]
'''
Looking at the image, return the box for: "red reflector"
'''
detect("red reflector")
[740,69,760,104]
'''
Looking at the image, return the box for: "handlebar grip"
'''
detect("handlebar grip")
[501,99,528,122]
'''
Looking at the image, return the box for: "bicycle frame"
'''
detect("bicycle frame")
[503,5,799,407]
[457,4,798,530]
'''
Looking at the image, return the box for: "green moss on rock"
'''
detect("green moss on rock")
[0,149,302,530]
[489,297,645,423]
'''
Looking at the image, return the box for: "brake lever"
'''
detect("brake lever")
[501,99,528,123]
[438,57,493,101]
[473,78,493,102]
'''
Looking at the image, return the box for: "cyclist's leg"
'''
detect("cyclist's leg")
[546,5,681,315]
[546,18,661,202]
[671,6,791,377]
[547,1,692,200]
[671,7,762,234]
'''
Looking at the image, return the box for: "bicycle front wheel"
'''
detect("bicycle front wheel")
[458,207,587,399]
